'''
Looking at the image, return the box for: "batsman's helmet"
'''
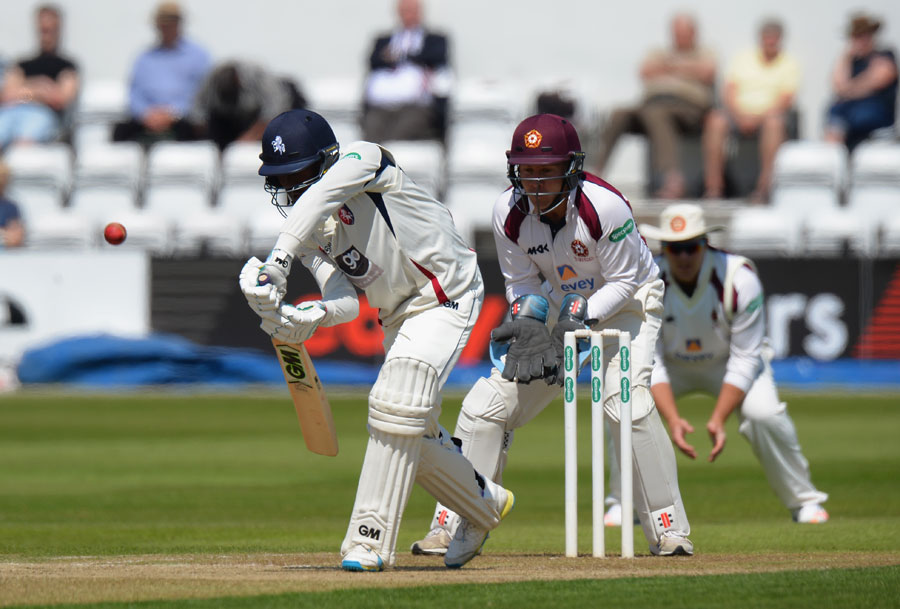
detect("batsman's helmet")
[506,113,584,215]
[259,109,340,214]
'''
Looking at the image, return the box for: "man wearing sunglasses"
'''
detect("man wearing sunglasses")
[620,203,829,524]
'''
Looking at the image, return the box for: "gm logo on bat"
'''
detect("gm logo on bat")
[277,345,308,382]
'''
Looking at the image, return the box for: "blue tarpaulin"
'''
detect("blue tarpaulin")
[15,334,900,390]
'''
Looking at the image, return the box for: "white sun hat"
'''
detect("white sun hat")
[638,203,726,242]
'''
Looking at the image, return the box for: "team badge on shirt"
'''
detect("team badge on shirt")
[686,338,702,352]
[339,205,355,225]
[524,129,542,148]
[557,265,577,280]
[570,239,590,258]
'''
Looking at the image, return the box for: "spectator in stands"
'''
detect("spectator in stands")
[702,19,800,202]
[825,13,898,152]
[113,1,211,145]
[594,13,717,199]
[0,4,79,151]
[361,0,452,143]
[189,60,307,151]
[0,161,25,249]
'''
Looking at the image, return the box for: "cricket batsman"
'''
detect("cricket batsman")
[605,203,828,524]
[412,114,694,557]
[238,109,514,571]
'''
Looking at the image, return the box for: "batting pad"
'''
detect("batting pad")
[417,431,505,531]
[368,357,439,436]
[341,429,422,566]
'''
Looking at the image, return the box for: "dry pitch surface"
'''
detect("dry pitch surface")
[3,551,899,606]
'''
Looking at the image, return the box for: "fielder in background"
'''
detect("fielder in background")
[412,113,694,557]
[608,203,827,524]
[238,109,514,572]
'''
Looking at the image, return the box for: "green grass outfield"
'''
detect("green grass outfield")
[1,390,899,607]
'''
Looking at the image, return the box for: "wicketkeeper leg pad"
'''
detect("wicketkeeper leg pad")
[609,408,691,546]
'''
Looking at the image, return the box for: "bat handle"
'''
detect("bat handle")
[257,272,271,286]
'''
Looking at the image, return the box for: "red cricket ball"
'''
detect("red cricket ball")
[104,222,127,245]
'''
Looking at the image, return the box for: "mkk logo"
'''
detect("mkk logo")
[338,205,355,225]
[557,265,577,280]
[358,524,382,540]
[527,243,549,255]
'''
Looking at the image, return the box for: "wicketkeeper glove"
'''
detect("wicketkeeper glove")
[491,294,558,385]
[549,294,592,386]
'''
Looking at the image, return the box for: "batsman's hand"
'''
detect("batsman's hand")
[259,301,326,343]
[239,256,280,313]
[492,318,557,384]
[669,418,697,459]
[706,418,727,462]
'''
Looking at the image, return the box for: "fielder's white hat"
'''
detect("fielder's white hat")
[638,203,725,242]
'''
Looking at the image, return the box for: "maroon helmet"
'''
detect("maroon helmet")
[506,114,585,214]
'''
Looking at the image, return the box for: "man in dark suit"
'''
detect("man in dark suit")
[361,0,451,143]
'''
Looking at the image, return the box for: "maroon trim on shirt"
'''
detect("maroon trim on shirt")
[583,172,631,210]
[574,190,603,240]
[710,268,725,305]
[503,196,528,244]
[410,258,449,304]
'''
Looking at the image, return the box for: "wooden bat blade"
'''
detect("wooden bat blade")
[271,339,338,456]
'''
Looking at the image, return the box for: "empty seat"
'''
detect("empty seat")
[68,186,140,226]
[305,76,363,122]
[880,213,900,256]
[74,142,144,188]
[25,211,94,250]
[447,119,513,184]
[75,79,128,123]
[383,139,446,198]
[452,78,524,122]
[221,141,262,184]
[145,141,219,187]
[5,142,73,193]
[727,206,801,256]
[770,141,848,212]
[247,211,285,256]
[106,212,172,255]
[850,140,900,185]
[804,209,875,256]
[173,212,247,257]
[600,134,648,201]
[443,181,505,245]
[143,184,214,221]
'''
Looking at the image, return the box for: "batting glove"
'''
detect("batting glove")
[259,301,327,343]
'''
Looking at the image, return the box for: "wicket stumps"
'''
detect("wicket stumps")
[563,329,634,558]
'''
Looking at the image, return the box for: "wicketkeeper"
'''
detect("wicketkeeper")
[603,203,828,524]
[238,109,514,572]
[412,114,694,557]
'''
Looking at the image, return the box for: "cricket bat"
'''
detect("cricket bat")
[271,338,339,456]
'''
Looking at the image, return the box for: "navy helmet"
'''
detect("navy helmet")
[506,113,584,215]
[259,109,340,213]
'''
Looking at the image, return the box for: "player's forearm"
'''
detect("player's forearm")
[651,383,682,428]
[709,383,746,425]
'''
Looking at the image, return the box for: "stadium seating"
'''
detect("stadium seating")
[382,139,446,198]
[4,143,73,222]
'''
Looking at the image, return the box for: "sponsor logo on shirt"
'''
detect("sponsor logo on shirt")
[686,338,702,352]
[342,152,362,160]
[338,205,355,225]
[557,264,577,280]
[609,219,635,242]
[570,239,590,258]
[527,243,549,255]
[561,277,594,292]
[336,245,383,288]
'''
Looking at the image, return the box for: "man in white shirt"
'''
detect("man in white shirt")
[606,203,827,524]
[412,113,694,558]
[239,109,514,571]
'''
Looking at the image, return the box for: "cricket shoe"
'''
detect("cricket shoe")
[341,545,384,572]
[444,487,515,569]
[650,531,694,556]
[793,503,829,524]
[411,526,452,556]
